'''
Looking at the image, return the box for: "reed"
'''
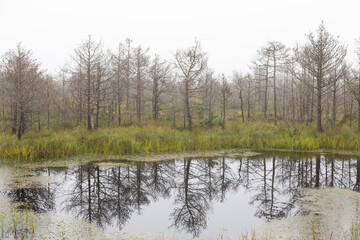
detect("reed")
[1,120,360,160]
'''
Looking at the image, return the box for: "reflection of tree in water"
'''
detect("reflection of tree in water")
[170,159,210,237]
[170,157,239,237]
[63,166,113,228]
[63,162,175,230]
[353,159,360,191]
[214,157,238,202]
[107,166,134,230]
[149,162,175,200]
[5,169,55,213]
[245,154,360,220]
[6,153,360,237]
[247,156,291,219]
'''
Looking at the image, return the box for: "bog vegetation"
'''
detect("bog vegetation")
[1,22,360,159]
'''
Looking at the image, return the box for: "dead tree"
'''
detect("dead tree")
[69,35,105,130]
[133,46,150,126]
[294,22,346,132]
[268,41,288,125]
[1,44,44,139]
[150,54,171,120]
[174,40,207,130]
[219,74,231,129]
[233,71,245,123]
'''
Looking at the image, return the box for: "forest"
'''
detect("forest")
[1,22,360,159]
[3,3,360,236]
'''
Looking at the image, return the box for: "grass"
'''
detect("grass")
[1,120,360,160]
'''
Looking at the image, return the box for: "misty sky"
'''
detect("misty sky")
[1,0,359,76]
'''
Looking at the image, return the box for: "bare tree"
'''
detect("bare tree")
[110,44,126,126]
[255,47,272,120]
[233,71,245,123]
[294,22,346,131]
[0,44,44,139]
[219,74,231,129]
[68,35,105,130]
[150,54,171,120]
[174,40,207,130]
[133,46,150,126]
[348,38,360,131]
[268,41,288,125]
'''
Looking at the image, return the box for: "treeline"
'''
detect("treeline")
[1,22,360,139]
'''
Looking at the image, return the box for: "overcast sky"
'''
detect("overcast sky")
[1,0,359,76]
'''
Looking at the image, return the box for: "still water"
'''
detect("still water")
[1,152,360,239]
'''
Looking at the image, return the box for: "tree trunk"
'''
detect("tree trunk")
[11,102,17,135]
[264,62,269,119]
[240,90,244,123]
[316,78,323,132]
[332,84,336,124]
[185,79,192,130]
[222,98,226,129]
[87,67,92,130]
[273,58,277,125]
[17,107,24,140]
[358,100,360,132]
[247,80,251,120]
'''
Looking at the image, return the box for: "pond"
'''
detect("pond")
[1,151,360,239]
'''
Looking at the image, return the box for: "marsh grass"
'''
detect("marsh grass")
[11,211,21,237]
[351,223,360,240]
[1,121,360,160]
[29,212,34,234]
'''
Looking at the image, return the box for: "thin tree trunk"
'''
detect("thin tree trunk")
[240,89,244,123]
[316,78,323,132]
[273,57,277,125]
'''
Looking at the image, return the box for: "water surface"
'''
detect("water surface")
[1,152,360,239]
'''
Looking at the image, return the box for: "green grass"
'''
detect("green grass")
[1,120,360,160]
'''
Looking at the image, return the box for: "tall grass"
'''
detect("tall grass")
[1,120,360,160]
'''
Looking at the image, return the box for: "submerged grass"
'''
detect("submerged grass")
[1,120,360,160]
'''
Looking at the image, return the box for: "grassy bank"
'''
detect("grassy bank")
[1,120,360,160]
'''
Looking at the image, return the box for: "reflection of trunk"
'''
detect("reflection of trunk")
[270,157,275,216]
[208,161,213,200]
[263,158,267,200]
[354,160,360,191]
[80,166,83,205]
[96,167,101,218]
[183,159,193,223]
[117,167,121,215]
[349,159,352,189]
[88,168,92,223]
[329,159,334,187]
[221,157,226,199]
[136,166,141,211]
[184,160,191,201]
[153,164,158,190]
[315,156,320,188]
[246,159,249,188]
[325,158,328,186]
